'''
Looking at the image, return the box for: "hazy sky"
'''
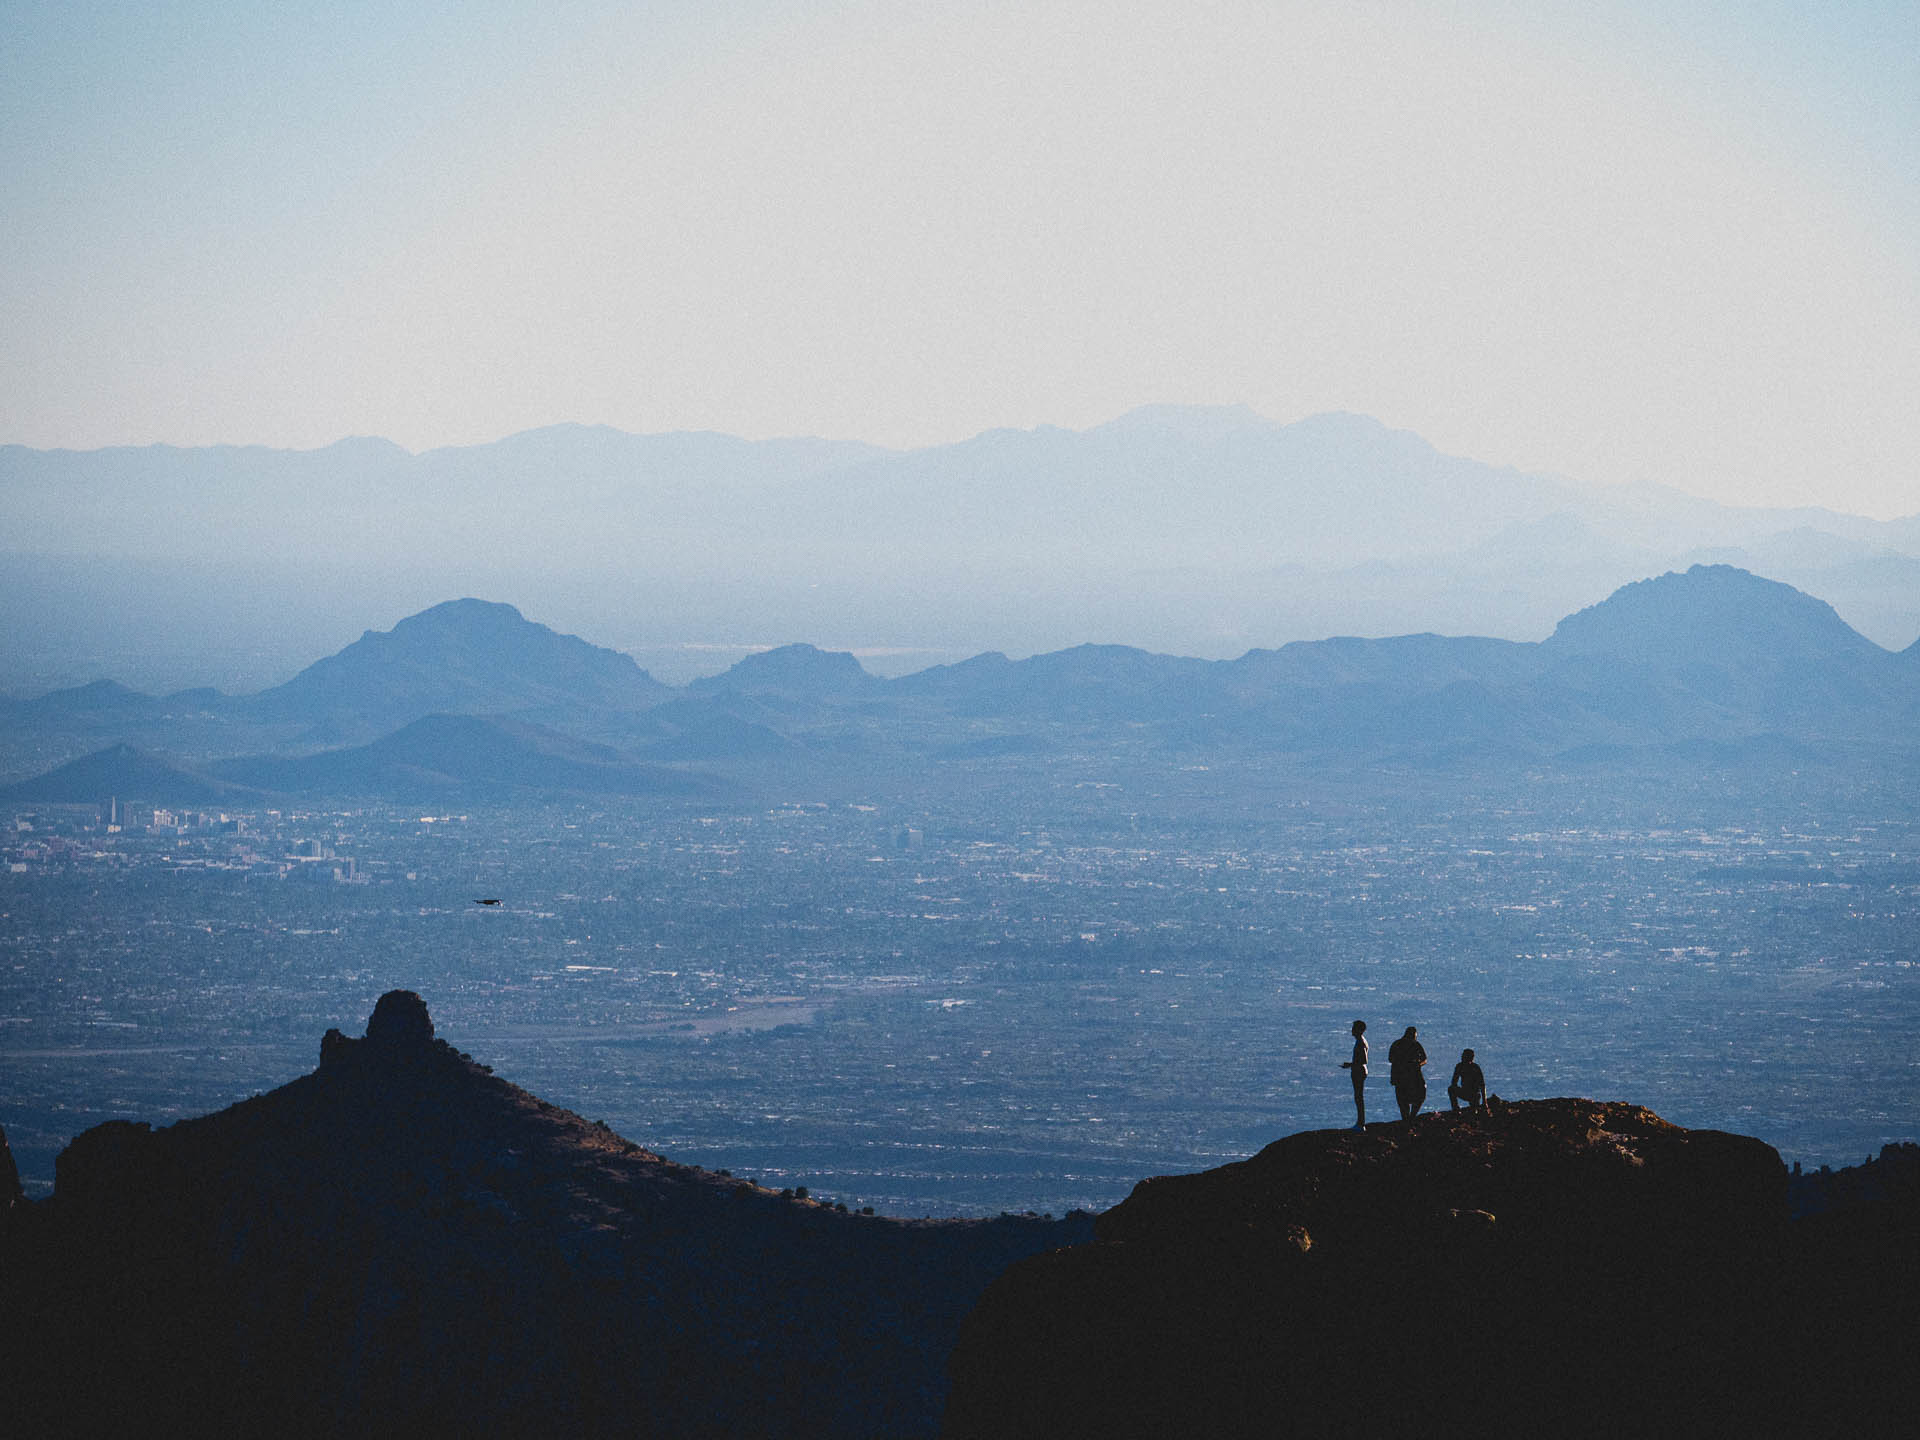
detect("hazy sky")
[5,0,1917,515]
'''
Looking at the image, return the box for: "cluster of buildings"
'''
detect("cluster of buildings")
[99,797,245,835]
[2,801,356,882]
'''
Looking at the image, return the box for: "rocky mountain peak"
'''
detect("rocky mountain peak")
[365,989,435,1048]
[1543,563,1879,665]
[384,597,531,642]
[11,993,1087,1439]
[319,990,445,1067]
[247,597,668,737]
[691,642,875,696]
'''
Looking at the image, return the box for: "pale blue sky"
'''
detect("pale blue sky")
[4,1,1916,514]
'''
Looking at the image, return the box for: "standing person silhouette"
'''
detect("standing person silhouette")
[1338,1020,1368,1130]
[1449,1049,1487,1111]
[1387,1025,1428,1122]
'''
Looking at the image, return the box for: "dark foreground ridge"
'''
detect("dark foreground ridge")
[4,1002,1915,1440]
[1,993,1089,1439]
[945,1100,1920,1439]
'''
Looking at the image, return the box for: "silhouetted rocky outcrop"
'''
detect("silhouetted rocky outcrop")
[944,1101,1920,1439]
[4,993,1088,1439]
[362,986,436,1047]
[1790,1140,1920,1219]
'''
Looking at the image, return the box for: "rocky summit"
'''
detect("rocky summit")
[3,993,1087,1440]
[944,1100,1920,1439]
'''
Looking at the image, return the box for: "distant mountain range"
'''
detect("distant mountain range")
[3,564,1919,799]
[10,408,1917,577]
[6,406,1919,697]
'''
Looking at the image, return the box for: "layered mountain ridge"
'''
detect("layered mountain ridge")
[8,405,1920,697]
[5,565,1919,799]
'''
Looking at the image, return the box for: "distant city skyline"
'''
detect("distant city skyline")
[5,1,1917,516]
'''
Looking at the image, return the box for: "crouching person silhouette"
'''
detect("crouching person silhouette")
[1449,1049,1487,1111]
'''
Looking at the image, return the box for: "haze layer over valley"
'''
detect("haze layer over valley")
[8,406,1920,696]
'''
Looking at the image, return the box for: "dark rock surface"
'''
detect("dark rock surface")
[944,1100,1920,1439]
[1790,1139,1920,1219]
[3,994,1088,1439]
[0,1122,23,1214]
[362,986,435,1047]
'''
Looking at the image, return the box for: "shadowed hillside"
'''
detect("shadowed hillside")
[2,993,1089,1440]
[945,1101,1920,1439]
[3,1000,1916,1437]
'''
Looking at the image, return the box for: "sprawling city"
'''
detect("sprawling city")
[8,752,1914,1217]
